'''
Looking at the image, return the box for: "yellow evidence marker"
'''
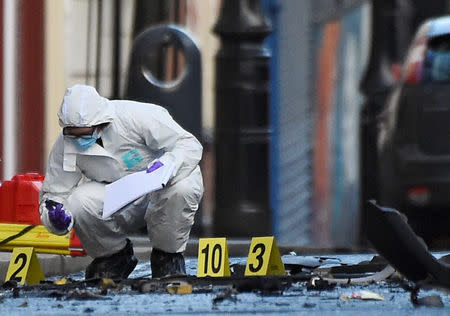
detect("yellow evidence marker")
[245,236,286,276]
[197,237,231,277]
[5,247,45,285]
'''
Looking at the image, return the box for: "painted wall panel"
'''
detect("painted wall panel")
[311,4,370,247]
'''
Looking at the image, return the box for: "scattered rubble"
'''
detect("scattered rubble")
[1,201,449,311]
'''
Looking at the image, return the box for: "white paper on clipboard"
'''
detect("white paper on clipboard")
[102,162,175,219]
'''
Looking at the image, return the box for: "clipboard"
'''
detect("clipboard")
[102,162,174,218]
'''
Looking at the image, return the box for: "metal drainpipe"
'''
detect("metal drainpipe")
[3,0,17,180]
[213,0,273,236]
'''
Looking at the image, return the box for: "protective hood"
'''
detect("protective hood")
[58,85,114,128]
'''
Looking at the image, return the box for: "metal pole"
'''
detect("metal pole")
[3,0,18,180]
[213,0,272,236]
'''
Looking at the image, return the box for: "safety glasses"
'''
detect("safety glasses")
[63,126,96,138]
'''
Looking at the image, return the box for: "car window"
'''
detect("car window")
[423,35,450,82]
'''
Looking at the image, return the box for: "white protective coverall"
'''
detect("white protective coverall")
[39,85,204,257]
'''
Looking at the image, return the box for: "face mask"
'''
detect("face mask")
[71,132,99,151]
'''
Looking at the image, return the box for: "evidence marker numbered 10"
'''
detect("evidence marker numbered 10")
[197,236,285,277]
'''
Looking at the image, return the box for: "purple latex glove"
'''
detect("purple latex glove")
[45,200,73,231]
[147,160,164,173]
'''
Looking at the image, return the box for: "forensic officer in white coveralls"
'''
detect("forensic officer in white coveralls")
[39,84,204,279]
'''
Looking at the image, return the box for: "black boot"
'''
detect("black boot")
[85,238,138,280]
[150,248,186,278]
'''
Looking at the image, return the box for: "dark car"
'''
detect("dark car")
[377,16,450,237]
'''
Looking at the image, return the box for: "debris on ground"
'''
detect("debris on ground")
[306,277,336,291]
[410,287,444,307]
[339,290,385,301]
[66,288,111,300]
[99,278,117,290]
[166,281,193,294]
[212,286,238,306]
[18,300,28,307]
[0,240,448,310]
[53,277,69,285]
[367,201,450,289]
